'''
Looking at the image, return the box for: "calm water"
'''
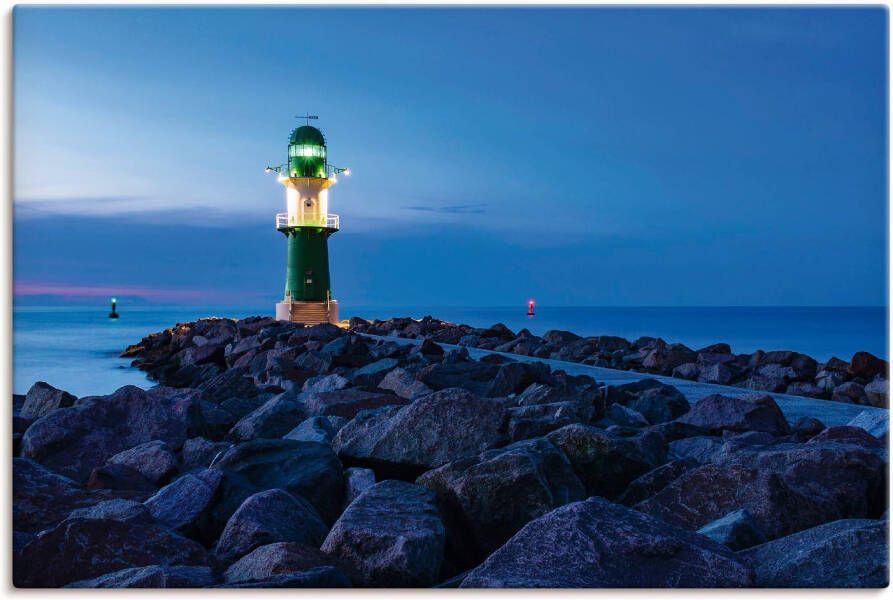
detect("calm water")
[13,305,887,397]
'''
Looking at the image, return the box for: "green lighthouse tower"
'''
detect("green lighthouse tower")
[268,116,349,324]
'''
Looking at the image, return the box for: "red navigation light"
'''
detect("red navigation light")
[527,299,535,316]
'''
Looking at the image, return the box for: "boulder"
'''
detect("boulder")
[849,351,888,379]
[196,367,262,404]
[220,566,350,588]
[677,394,790,436]
[216,488,328,563]
[546,424,667,499]
[20,381,77,420]
[333,388,506,478]
[486,362,552,397]
[68,499,153,524]
[283,415,346,445]
[416,361,500,396]
[212,439,345,524]
[635,443,886,541]
[460,497,754,587]
[603,403,649,428]
[864,378,889,408]
[698,362,735,385]
[66,565,215,588]
[87,463,157,494]
[344,467,376,506]
[302,373,350,394]
[832,381,869,405]
[696,508,766,550]
[13,457,105,533]
[615,459,697,506]
[417,437,585,565]
[807,426,884,449]
[107,441,178,485]
[740,519,888,587]
[14,517,208,587]
[790,416,825,442]
[668,436,725,464]
[181,437,232,470]
[322,480,446,587]
[22,385,203,482]
[847,410,888,438]
[304,388,408,420]
[672,362,699,380]
[627,386,690,424]
[377,367,432,400]
[144,469,222,534]
[228,393,306,442]
[222,542,342,584]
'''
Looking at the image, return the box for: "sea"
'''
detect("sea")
[13,305,888,397]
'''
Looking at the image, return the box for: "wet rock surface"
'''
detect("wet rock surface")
[13,315,889,587]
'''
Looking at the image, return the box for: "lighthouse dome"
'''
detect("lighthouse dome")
[287,125,327,178]
[289,126,326,146]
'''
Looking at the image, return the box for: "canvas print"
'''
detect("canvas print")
[12,5,889,589]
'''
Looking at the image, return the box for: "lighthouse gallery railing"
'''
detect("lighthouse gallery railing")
[276,213,340,230]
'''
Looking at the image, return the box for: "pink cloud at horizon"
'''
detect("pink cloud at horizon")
[13,281,251,302]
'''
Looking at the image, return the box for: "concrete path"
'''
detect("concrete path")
[366,334,887,427]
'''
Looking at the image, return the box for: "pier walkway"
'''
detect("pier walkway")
[366,334,887,427]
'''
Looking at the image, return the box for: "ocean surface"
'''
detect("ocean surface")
[13,305,888,397]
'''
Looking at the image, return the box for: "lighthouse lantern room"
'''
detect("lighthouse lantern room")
[268,116,349,325]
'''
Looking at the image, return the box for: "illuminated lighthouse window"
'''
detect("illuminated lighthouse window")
[290,145,326,158]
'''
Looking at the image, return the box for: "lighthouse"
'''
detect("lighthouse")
[268,116,349,325]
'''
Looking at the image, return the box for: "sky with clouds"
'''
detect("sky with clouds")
[13,7,888,307]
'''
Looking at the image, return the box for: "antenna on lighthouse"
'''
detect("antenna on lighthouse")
[297,114,319,126]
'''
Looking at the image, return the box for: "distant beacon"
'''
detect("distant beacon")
[267,116,350,325]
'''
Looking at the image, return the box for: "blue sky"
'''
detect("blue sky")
[13,7,888,307]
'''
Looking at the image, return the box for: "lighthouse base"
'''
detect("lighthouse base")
[275,300,339,325]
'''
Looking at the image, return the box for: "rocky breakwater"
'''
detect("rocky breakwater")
[11,315,888,588]
[349,316,890,408]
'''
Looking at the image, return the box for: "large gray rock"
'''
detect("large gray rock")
[417,437,585,566]
[13,457,106,533]
[344,467,376,506]
[21,385,203,481]
[212,439,344,524]
[545,424,667,499]
[67,565,215,588]
[460,497,754,587]
[20,381,77,420]
[107,441,178,485]
[696,508,766,551]
[304,388,408,420]
[377,367,432,400]
[616,459,697,506]
[833,381,870,405]
[144,469,223,534]
[740,519,888,587]
[333,388,506,477]
[677,394,790,436]
[220,566,350,588]
[864,378,889,408]
[222,542,341,584]
[635,443,886,541]
[668,436,725,464]
[228,393,305,442]
[627,386,690,424]
[216,489,328,563]
[14,517,208,587]
[322,480,445,587]
[283,415,346,445]
[181,437,232,470]
[68,499,153,524]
